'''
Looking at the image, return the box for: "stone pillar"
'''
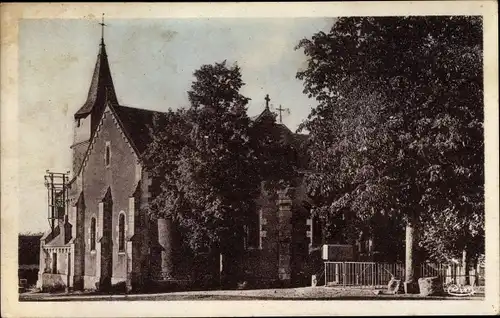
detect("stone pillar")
[96,202,105,290]
[72,207,85,290]
[158,217,175,280]
[306,218,313,249]
[277,187,294,287]
[126,196,141,292]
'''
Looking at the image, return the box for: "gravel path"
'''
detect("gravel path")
[19,287,484,301]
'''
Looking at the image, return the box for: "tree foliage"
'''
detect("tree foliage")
[144,61,257,253]
[144,61,300,257]
[296,16,483,262]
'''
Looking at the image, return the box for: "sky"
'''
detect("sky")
[18,17,334,233]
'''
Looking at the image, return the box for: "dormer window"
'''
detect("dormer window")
[105,141,111,167]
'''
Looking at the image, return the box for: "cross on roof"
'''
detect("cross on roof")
[99,13,107,43]
[264,94,271,110]
[276,104,289,124]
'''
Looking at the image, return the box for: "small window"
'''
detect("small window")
[118,214,125,252]
[90,217,96,251]
[105,142,111,167]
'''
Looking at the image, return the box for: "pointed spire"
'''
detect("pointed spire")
[74,15,117,121]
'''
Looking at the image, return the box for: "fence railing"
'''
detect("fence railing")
[325,261,405,288]
[420,262,485,287]
[325,261,485,288]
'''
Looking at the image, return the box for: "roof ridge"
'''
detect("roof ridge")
[115,104,168,115]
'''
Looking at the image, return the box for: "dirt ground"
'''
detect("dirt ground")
[19,286,484,301]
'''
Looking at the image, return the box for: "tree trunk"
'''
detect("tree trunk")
[405,223,414,282]
[157,218,175,280]
[461,248,470,285]
[404,212,418,294]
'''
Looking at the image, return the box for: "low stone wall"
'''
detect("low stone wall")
[39,273,67,292]
[83,275,99,290]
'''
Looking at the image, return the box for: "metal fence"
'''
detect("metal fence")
[324,262,405,288]
[325,261,485,288]
[420,262,485,287]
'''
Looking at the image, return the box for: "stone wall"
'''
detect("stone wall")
[237,183,316,288]
[70,106,144,290]
[39,273,67,292]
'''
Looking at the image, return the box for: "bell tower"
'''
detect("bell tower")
[71,15,117,174]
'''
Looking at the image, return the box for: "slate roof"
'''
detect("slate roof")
[250,106,276,123]
[112,105,164,155]
[75,41,118,119]
[250,106,309,147]
[111,104,308,162]
[111,104,308,161]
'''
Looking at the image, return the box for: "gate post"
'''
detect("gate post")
[277,188,294,287]
[343,262,346,287]
[335,263,339,284]
[324,262,327,286]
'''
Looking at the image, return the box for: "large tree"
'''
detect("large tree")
[296,16,483,290]
[146,61,259,252]
[144,61,300,284]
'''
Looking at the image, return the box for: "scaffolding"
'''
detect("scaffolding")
[44,170,70,231]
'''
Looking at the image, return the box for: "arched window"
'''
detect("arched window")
[90,217,96,251]
[118,214,125,252]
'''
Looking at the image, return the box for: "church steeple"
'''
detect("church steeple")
[71,15,117,174]
[74,14,117,126]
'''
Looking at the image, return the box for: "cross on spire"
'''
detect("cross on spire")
[99,13,107,45]
[264,94,271,110]
[276,104,289,124]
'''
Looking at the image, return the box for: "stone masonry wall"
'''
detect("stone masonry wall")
[77,107,141,288]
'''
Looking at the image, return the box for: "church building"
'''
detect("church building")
[36,32,375,292]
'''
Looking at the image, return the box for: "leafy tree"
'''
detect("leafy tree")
[146,60,258,248]
[296,16,483,288]
[144,61,301,283]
